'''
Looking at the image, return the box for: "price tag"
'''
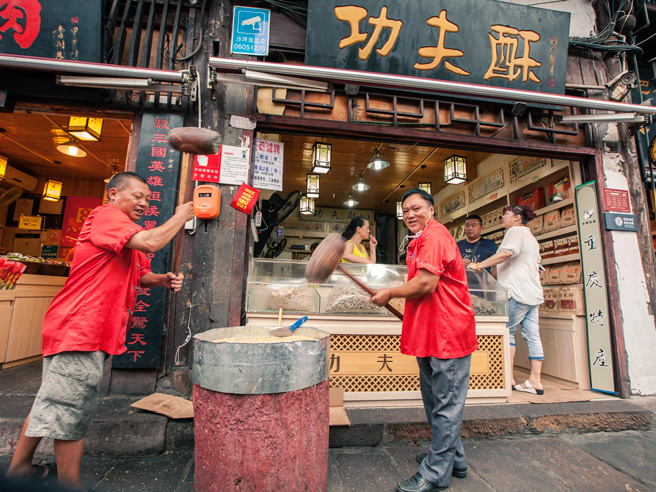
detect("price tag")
[18,216,43,229]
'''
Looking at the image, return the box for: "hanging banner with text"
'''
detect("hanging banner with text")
[306,0,570,94]
[575,181,616,394]
[112,111,184,370]
[252,139,284,191]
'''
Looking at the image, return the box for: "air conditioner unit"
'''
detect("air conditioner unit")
[1,165,37,191]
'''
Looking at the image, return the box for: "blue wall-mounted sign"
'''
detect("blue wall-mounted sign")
[231,6,270,56]
[306,0,570,95]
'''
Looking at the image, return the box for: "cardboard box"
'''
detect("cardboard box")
[540,240,554,258]
[528,215,544,235]
[560,205,576,227]
[549,176,572,204]
[567,235,579,255]
[561,261,582,284]
[542,287,559,313]
[518,188,545,211]
[547,265,563,284]
[553,237,569,256]
[543,209,561,232]
[540,265,550,285]
[558,284,585,315]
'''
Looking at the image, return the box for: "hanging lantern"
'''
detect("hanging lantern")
[444,155,467,184]
[0,155,7,178]
[343,193,358,207]
[352,176,370,191]
[67,116,103,141]
[306,173,320,198]
[311,142,332,174]
[300,196,315,215]
[367,149,390,170]
[56,138,87,158]
[396,201,404,219]
[418,182,432,195]
[43,179,63,202]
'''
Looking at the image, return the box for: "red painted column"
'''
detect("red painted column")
[193,379,329,491]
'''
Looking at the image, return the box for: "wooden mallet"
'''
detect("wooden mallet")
[305,233,404,321]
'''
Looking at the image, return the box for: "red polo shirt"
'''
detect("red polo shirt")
[42,204,151,357]
[402,219,478,359]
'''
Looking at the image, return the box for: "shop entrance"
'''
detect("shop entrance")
[246,129,610,406]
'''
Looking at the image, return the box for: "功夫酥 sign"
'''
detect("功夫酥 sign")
[305,0,570,95]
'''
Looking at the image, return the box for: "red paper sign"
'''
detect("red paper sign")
[230,183,260,214]
[192,153,222,183]
[603,188,631,213]
[59,196,103,248]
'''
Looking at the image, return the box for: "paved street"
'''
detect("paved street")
[2,428,654,491]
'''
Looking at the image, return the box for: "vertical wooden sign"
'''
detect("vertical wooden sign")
[575,181,616,394]
[112,112,184,369]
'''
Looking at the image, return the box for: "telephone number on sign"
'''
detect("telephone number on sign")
[233,44,267,52]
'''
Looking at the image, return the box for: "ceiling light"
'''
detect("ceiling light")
[43,179,63,202]
[352,176,370,191]
[367,149,390,170]
[556,113,645,124]
[56,138,86,158]
[343,193,358,207]
[306,173,320,198]
[418,182,432,195]
[311,142,332,174]
[300,196,315,215]
[444,155,467,185]
[67,116,103,141]
[0,154,7,178]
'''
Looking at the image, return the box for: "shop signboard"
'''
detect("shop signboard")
[18,215,42,229]
[575,181,616,394]
[306,0,570,94]
[40,244,58,258]
[299,207,374,226]
[0,0,102,62]
[112,112,184,370]
[230,6,270,56]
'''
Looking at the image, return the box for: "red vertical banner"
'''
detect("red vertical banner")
[59,196,102,248]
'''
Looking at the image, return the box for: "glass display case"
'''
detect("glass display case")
[466,269,508,317]
[246,259,507,318]
[246,259,406,316]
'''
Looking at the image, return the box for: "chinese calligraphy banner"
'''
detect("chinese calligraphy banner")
[112,111,184,370]
[298,207,374,224]
[575,181,615,394]
[306,0,570,94]
[253,139,284,191]
[0,0,102,62]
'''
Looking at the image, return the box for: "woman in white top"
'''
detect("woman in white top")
[466,204,545,395]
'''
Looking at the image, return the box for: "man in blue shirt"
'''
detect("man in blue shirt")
[457,215,498,271]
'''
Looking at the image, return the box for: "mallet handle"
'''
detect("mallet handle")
[336,265,404,321]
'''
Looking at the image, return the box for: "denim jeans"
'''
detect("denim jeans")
[507,298,544,360]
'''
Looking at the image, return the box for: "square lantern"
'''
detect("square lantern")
[306,173,320,198]
[418,182,432,195]
[67,117,103,141]
[300,196,315,215]
[396,201,404,219]
[0,155,7,178]
[311,142,332,174]
[444,155,467,184]
[43,179,63,202]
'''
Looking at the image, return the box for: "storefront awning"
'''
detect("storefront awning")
[209,57,656,120]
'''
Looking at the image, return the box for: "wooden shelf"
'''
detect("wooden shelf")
[542,253,580,265]
[535,224,578,241]
[532,197,574,217]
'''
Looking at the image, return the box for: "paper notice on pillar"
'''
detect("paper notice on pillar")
[192,153,221,183]
[219,145,251,185]
[252,139,284,191]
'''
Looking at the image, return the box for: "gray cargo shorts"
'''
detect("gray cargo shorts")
[25,351,106,440]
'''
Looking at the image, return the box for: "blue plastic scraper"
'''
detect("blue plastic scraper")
[269,316,308,337]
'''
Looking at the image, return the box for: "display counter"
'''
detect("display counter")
[0,274,66,368]
[246,259,511,406]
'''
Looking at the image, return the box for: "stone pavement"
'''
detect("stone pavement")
[1,427,655,491]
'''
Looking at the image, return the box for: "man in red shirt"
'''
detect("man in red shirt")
[371,188,478,492]
[5,172,194,491]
